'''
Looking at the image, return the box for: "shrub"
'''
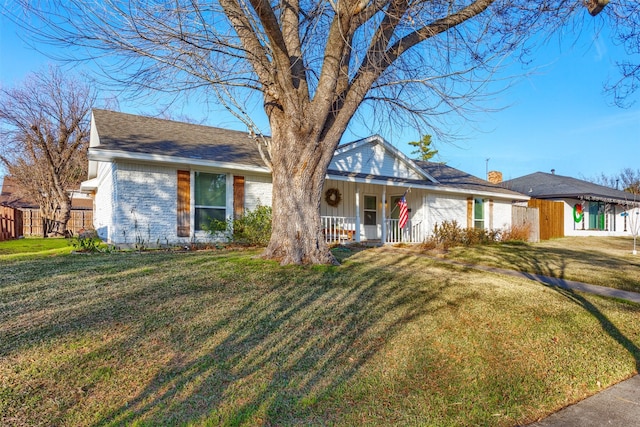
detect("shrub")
[205,205,272,247]
[69,229,102,253]
[424,220,503,250]
[501,223,531,242]
[232,205,272,246]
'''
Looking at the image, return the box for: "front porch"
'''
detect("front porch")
[321,216,426,244]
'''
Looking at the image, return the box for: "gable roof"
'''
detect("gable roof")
[331,135,436,182]
[86,110,527,200]
[89,109,269,174]
[502,172,636,204]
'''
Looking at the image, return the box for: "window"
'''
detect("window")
[364,195,377,226]
[474,198,484,229]
[589,201,605,230]
[195,172,226,231]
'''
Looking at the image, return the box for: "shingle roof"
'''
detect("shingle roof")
[92,109,268,169]
[415,161,526,197]
[501,172,635,203]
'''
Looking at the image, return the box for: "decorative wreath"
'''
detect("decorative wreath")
[325,188,342,207]
[573,203,584,223]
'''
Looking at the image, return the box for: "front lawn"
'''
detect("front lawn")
[443,236,640,293]
[0,237,73,258]
[1,242,639,426]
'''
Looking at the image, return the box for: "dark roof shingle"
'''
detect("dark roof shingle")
[92,109,268,169]
[501,172,635,203]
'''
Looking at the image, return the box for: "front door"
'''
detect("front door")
[389,195,403,242]
[363,195,379,239]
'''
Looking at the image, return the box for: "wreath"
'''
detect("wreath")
[573,203,584,223]
[325,188,342,207]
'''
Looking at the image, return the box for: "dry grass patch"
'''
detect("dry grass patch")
[1,246,639,426]
[443,236,640,293]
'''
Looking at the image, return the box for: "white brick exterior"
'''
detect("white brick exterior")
[86,122,525,246]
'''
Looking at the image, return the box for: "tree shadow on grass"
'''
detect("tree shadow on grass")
[549,286,640,374]
[475,245,640,375]
[0,250,467,425]
[87,252,463,426]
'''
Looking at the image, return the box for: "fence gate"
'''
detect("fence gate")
[512,205,540,242]
[528,199,564,240]
[0,206,23,241]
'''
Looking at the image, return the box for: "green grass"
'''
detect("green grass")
[0,237,74,259]
[1,240,639,426]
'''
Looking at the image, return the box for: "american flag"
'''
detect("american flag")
[398,195,408,229]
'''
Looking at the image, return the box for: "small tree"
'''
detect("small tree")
[408,135,438,161]
[626,196,640,255]
[0,67,95,236]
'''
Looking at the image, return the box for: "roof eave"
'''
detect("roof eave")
[88,148,271,175]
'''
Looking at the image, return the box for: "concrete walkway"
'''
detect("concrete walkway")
[421,253,640,426]
[379,247,640,426]
[527,374,640,427]
[435,258,640,304]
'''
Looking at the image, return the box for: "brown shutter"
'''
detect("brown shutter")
[467,197,473,228]
[233,176,245,219]
[177,170,190,237]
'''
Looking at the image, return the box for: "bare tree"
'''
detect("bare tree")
[583,168,640,194]
[0,66,95,236]
[9,1,635,263]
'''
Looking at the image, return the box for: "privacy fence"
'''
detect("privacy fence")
[0,206,23,241]
[20,209,93,237]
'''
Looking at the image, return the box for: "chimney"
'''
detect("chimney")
[487,170,503,184]
[551,169,555,175]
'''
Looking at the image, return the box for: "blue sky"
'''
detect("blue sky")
[1,9,639,184]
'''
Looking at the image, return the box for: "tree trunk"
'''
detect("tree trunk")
[262,125,338,265]
[57,195,72,236]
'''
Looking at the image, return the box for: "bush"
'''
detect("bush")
[69,229,102,253]
[205,205,272,247]
[232,205,272,246]
[501,223,531,242]
[423,220,503,250]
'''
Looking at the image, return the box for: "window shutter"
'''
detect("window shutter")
[466,197,473,228]
[233,176,245,219]
[177,170,190,237]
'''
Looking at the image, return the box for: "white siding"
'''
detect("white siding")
[245,174,273,210]
[426,194,468,235]
[93,162,115,242]
[330,141,422,179]
[111,162,180,246]
[492,200,513,231]
[563,198,635,237]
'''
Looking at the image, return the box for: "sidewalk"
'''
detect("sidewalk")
[380,247,640,426]
[423,253,640,426]
[527,374,640,426]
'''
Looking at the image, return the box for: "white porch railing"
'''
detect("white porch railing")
[386,219,425,243]
[321,216,356,243]
[321,216,425,244]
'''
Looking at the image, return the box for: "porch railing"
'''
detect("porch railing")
[321,216,356,243]
[386,219,425,243]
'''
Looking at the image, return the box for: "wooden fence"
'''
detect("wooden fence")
[20,209,93,237]
[528,199,565,240]
[512,205,540,243]
[0,206,23,241]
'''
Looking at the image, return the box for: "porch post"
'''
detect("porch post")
[381,186,387,244]
[355,183,361,242]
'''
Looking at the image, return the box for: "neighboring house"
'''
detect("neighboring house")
[80,109,529,247]
[502,171,638,237]
[0,176,94,237]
